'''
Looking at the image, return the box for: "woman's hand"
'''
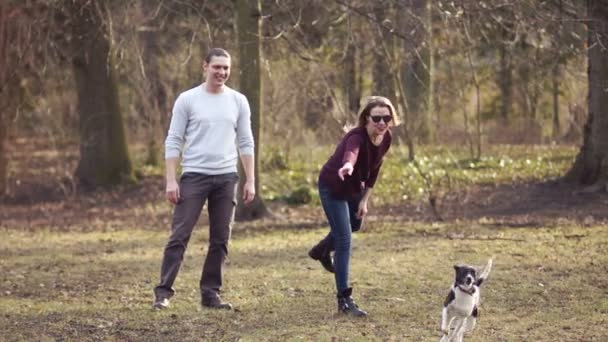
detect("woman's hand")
[338,162,354,181]
[357,200,368,219]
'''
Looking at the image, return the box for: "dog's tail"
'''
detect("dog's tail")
[476,258,493,286]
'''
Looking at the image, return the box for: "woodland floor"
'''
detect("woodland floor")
[1,139,608,341]
[2,138,608,231]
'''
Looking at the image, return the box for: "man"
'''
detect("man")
[153,48,255,310]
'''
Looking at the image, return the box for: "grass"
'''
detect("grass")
[2,142,604,341]
[1,220,607,341]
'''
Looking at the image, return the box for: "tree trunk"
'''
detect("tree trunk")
[235,0,268,220]
[552,62,561,139]
[552,0,563,140]
[0,2,8,195]
[463,18,483,159]
[372,1,396,105]
[343,37,360,115]
[0,1,23,196]
[139,0,167,166]
[529,48,542,121]
[70,1,133,190]
[401,0,433,143]
[564,0,608,185]
[0,109,6,195]
[498,30,513,123]
[426,2,435,143]
[517,35,534,120]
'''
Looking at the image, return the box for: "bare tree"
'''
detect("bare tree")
[497,25,514,124]
[128,0,169,167]
[236,0,268,220]
[0,1,41,195]
[68,0,134,189]
[342,9,361,115]
[400,0,433,144]
[372,0,396,104]
[564,0,608,188]
[0,2,11,195]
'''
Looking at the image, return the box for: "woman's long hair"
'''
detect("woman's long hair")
[356,96,400,128]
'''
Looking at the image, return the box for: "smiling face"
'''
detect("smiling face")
[203,55,231,91]
[365,105,392,136]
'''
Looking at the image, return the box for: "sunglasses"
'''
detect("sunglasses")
[370,115,392,123]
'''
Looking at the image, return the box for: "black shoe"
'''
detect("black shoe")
[202,292,233,310]
[308,236,335,273]
[152,297,170,310]
[337,288,367,317]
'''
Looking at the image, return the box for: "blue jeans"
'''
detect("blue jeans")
[318,183,363,293]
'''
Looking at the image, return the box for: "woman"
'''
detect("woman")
[308,96,400,317]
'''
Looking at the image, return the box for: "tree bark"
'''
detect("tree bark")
[552,62,561,139]
[139,0,167,166]
[372,1,396,105]
[401,0,433,143]
[0,112,6,195]
[70,0,133,190]
[0,2,9,195]
[235,0,268,220]
[343,36,360,114]
[498,29,513,123]
[0,1,23,196]
[552,0,563,140]
[564,0,608,185]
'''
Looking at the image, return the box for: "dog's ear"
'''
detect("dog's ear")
[453,265,459,272]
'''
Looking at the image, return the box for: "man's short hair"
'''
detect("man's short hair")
[205,48,231,63]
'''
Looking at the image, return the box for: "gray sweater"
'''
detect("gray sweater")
[165,85,255,175]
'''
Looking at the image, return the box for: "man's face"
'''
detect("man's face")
[203,56,231,88]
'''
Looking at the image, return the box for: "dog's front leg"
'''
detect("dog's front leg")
[441,307,449,334]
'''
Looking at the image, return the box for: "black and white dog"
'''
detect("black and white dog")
[440,258,493,342]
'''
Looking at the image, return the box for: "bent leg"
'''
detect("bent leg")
[319,185,352,293]
[347,194,363,232]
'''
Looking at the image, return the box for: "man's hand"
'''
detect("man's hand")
[242,180,255,205]
[166,179,180,204]
[338,162,354,181]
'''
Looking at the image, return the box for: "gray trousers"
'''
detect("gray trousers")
[154,172,238,300]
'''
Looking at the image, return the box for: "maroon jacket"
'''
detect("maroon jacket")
[318,126,392,199]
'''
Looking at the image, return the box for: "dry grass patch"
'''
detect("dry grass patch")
[1,221,607,341]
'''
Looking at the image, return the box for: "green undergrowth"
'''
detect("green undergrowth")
[258,144,576,206]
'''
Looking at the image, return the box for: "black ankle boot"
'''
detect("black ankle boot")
[308,235,335,273]
[337,288,368,317]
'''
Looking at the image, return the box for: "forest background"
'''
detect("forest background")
[1,0,608,341]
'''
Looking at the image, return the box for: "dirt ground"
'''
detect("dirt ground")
[2,138,608,231]
[379,180,608,226]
